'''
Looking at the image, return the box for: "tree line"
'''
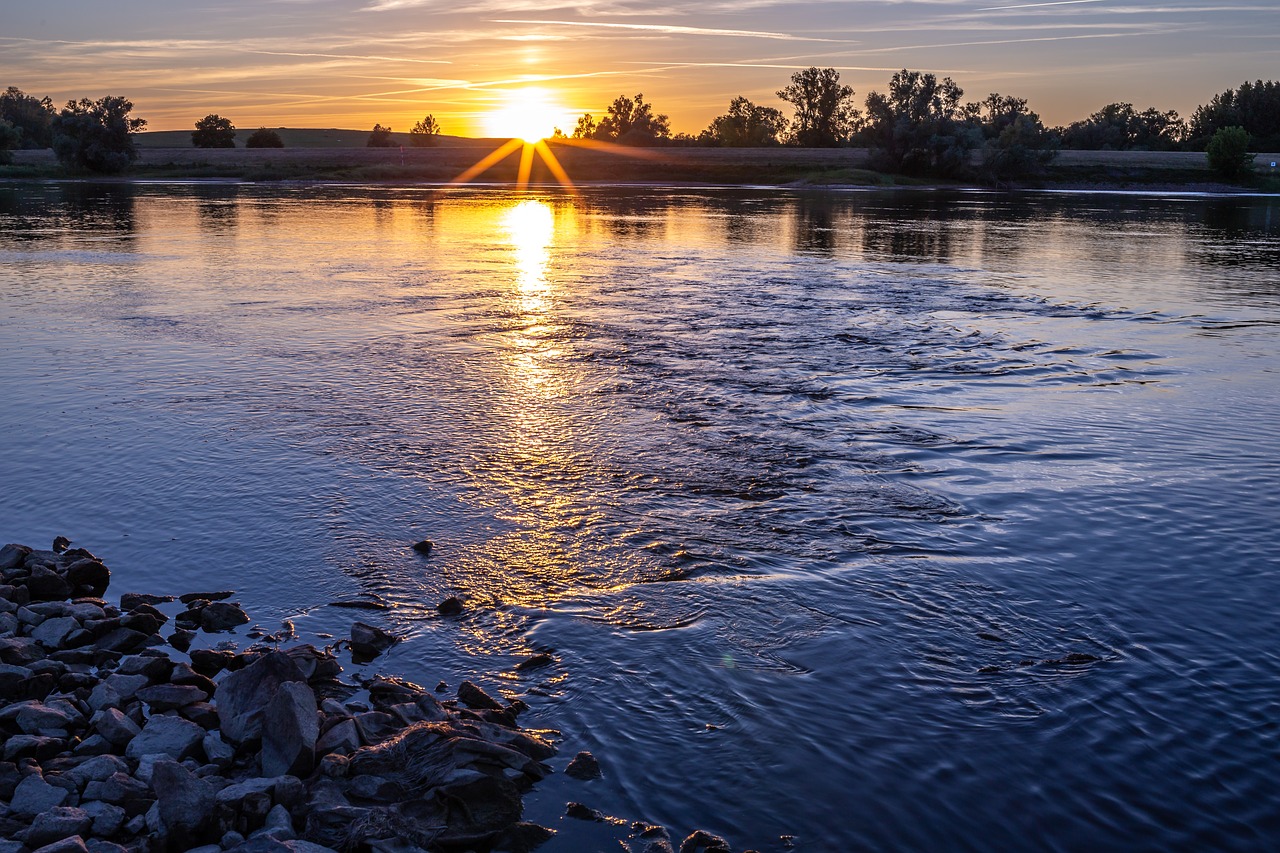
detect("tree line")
[3,75,1276,179]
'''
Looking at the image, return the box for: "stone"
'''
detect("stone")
[4,734,66,761]
[94,628,148,654]
[30,837,90,853]
[565,802,606,822]
[179,591,235,604]
[86,682,121,713]
[125,714,205,761]
[515,652,554,671]
[349,622,398,660]
[24,807,92,849]
[72,735,114,757]
[181,701,221,730]
[678,831,731,853]
[103,673,150,701]
[261,681,319,778]
[119,593,174,611]
[24,565,71,601]
[263,803,295,838]
[84,842,128,853]
[203,730,235,765]
[0,544,31,571]
[168,630,195,653]
[10,774,71,818]
[80,801,127,837]
[65,560,110,598]
[13,701,79,734]
[457,680,504,711]
[32,617,82,648]
[200,602,250,632]
[217,652,306,745]
[136,683,208,711]
[351,712,399,746]
[91,708,141,747]
[65,754,131,788]
[214,776,277,808]
[116,653,173,680]
[565,751,603,780]
[0,663,32,698]
[0,635,46,665]
[494,822,556,853]
[411,540,433,555]
[436,597,464,616]
[318,754,348,777]
[153,759,217,843]
[82,772,150,806]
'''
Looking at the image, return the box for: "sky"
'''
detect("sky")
[2,1,1276,137]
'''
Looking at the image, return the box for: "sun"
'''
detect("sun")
[484,88,568,143]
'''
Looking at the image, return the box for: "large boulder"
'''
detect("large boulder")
[260,681,319,777]
[152,759,217,844]
[218,652,306,745]
[125,714,205,761]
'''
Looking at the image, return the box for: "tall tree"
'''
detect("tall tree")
[1190,80,1280,151]
[1205,126,1253,179]
[367,124,395,147]
[51,96,147,174]
[864,69,977,176]
[777,68,858,147]
[571,113,597,139]
[0,87,56,149]
[971,93,1058,182]
[409,115,440,147]
[192,114,236,148]
[1059,103,1185,151]
[594,94,670,145]
[706,97,788,147]
[0,118,20,164]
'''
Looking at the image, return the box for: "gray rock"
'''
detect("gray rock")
[349,622,398,660]
[457,680,504,711]
[91,707,141,747]
[103,673,150,702]
[125,714,205,761]
[351,712,398,746]
[84,842,128,853]
[81,772,150,805]
[263,803,295,838]
[79,801,127,837]
[315,718,360,757]
[678,830,731,853]
[217,652,305,745]
[31,617,81,648]
[185,847,221,853]
[565,750,603,780]
[119,593,174,611]
[10,774,70,818]
[2,733,64,762]
[65,754,131,788]
[136,683,208,711]
[72,735,114,756]
[0,544,30,571]
[85,681,121,712]
[261,681,318,778]
[132,753,167,784]
[24,807,92,849]
[30,837,90,853]
[24,564,71,601]
[203,730,235,765]
[214,776,276,807]
[199,601,249,632]
[14,702,79,735]
[0,612,18,636]
[153,759,216,843]
[116,654,173,680]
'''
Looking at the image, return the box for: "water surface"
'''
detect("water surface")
[2,182,1279,850]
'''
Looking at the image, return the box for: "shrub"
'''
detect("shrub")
[1206,126,1253,179]
[409,115,440,147]
[245,127,284,148]
[367,124,395,147]
[51,96,146,173]
[192,114,236,148]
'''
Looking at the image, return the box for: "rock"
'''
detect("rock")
[200,602,250,632]
[0,663,32,699]
[565,751,603,780]
[4,734,64,761]
[436,596,464,616]
[218,652,306,745]
[30,837,90,853]
[117,653,173,680]
[52,536,72,553]
[120,593,174,611]
[24,807,92,849]
[31,617,82,648]
[65,560,110,598]
[203,730,235,765]
[168,630,196,653]
[72,736,114,757]
[349,622,398,660]
[565,802,606,822]
[136,683,209,711]
[457,681,504,711]
[494,822,556,853]
[0,635,45,665]
[351,712,399,746]
[181,700,220,729]
[318,754,348,777]
[153,759,217,843]
[263,803,295,838]
[80,801,127,837]
[179,591,235,604]
[10,774,70,818]
[261,681,319,777]
[0,544,31,571]
[125,714,205,761]
[634,824,675,853]
[679,830,731,853]
[23,565,71,601]
[515,652,553,671]
[64,754,131,788]
[11,701,79,734]
[82,772,150,806]
[94,628,148,654]
[411,540,433,556]
[91,708,141,747]
[86,682,121,712]
[189,649,236,677]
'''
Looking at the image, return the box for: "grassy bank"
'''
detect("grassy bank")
[5,144,1280,191]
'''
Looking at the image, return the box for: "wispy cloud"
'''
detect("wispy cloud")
[492,19,852,42]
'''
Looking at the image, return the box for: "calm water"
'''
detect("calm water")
[2,181,1279,851]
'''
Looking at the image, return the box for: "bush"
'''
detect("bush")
[0,118,19,164]
[1206,126,1253,179]
[367,124,395,147]
[51,96,146,173]
[192,114,236,148]
[409,115,440,147]
[245,127,284,148]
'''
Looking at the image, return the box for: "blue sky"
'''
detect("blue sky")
[2,1,1276,135]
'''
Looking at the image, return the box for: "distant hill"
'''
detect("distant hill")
[134,127,496,149]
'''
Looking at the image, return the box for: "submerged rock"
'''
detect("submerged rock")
[565,751,602,780]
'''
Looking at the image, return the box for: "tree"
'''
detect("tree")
[245,127,284,148]
[863,69,978,176]
[594,94,670,145]
[706,97,788,147]
[409,115,440,147]
[0,118,20,164]
[1190,80,1280,151]
[571,113,596,139]
[777,67,858,147]
[1205,126,1253,179]
[0,87,56,149]
[51,96,147,174]
[1059,103,1185,151]
[192,114,236,148]
[367,124,395,147]
[971,93,1058,182]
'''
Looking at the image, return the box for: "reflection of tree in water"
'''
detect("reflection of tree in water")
[57,183,138,237]
[859,202,955,263]
[1190,199,1280,271]
[591,195,663,239]
[791,197,836,255]
[196,184,240,232]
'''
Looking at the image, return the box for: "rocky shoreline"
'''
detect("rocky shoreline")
[0,540,735,853]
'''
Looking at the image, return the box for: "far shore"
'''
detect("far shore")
[5,145,1280,193]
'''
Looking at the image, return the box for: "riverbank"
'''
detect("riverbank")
[0,540,721,853]
[4,146,1278,192]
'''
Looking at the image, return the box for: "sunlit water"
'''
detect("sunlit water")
[2,182,1279,851]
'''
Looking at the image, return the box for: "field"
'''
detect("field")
[7,137,1280,188]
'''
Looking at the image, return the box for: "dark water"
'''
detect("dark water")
[2,181,1279,851]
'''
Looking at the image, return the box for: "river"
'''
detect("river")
[2,181,1278,850]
